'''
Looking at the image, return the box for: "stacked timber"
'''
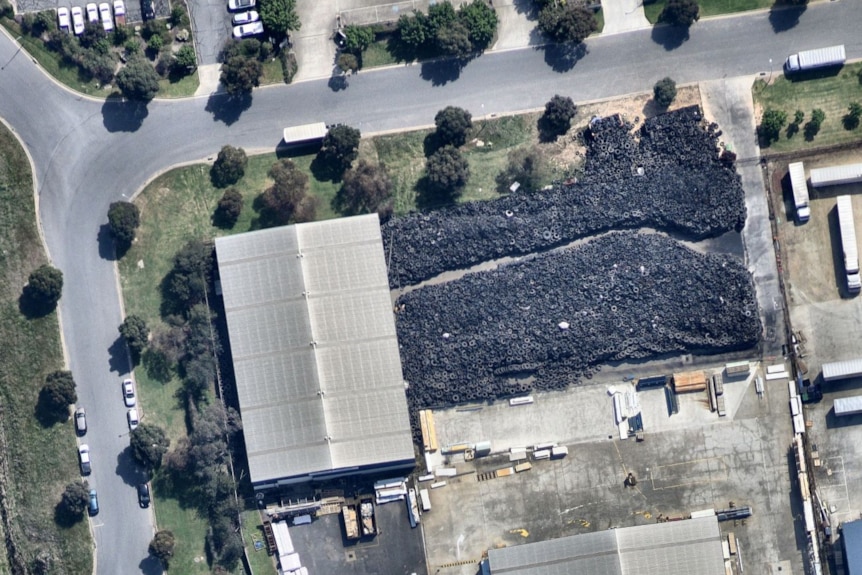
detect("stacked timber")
[673,370,708,393]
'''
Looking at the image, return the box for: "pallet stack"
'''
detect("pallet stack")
[673,370,708,393]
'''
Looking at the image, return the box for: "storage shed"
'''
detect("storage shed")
[822,358,862,382]
[834,395,862,417]
[810,162,862,188]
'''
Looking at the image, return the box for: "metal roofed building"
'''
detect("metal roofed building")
[487,516,725,575]
[844,519,862,574]
[214,215,415,490]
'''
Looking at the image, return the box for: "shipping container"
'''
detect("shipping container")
[435,467,457,477]
[551,446,569,459]
[788,162,811,222]
[636,374,669,390]
[508,451,527,462]
[837,195,861,291]
[509,396,534,406]
[766,364,786,375]
[430,481,447,489]
[810,162,862,188]
[673,370,708,392]
[419,489,431,512]
[533,449,551,460]
[533,442,557,451]
[418,474,435,482]
[716,395,726,417]
[725,360,750,376]
[474,441,492,457]
[834,395,862,416]
[496,467,515,477]
[728,533,737,555]
[822,358,862,382]
[713,373,724,395]
[514,462,533,473]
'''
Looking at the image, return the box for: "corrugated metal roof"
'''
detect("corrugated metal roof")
[282,122,328,144]
[845,519,862,575]
[834,395,862,416]
[810,162,862,188]
[488,517,724,575]
[215,215,414,485]
[822,358,862,382]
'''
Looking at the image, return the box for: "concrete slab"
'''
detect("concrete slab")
[194,62,223,96]
[599,0,649,35]
[491,0,544,51]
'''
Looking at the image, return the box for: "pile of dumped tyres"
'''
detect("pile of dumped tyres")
[383,106,746,288]
[396,233,761,420]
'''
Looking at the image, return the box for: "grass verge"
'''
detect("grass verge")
[0,123,94,573]
[753,63,862,153]
[157,69,200,98]
[643,0,771,23]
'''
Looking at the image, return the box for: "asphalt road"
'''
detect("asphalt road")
[0,2,860,573]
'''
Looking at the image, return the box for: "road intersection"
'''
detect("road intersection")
[0,1,860,572]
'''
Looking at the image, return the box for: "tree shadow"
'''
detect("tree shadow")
[97,224,122,261]
[102,95,150,133]
[116,445,150,487]
[54,502,85,528]
[420,58,464,86]
[18,288,57,319]
[205,92,253,126]
[139,554,164,575]
[803,121,820,141]
[328,73,349,92]
[785,122,800,139]
[415,176,457,211]
[108,335,131,375]
[768,4,806,33]
[537,42,587,73]
[309,153,345,182]
[422,132,443,157]
[650,24,689,50]
[34,389,69,428]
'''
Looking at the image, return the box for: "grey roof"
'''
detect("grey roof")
[845,519,862,575]
[488,517,725,575]
[822,358,862,382]
[215,215,414,485]
[834,395,862,416]
[810,162,862,188]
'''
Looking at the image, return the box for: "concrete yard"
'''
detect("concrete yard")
[420,363,804,575]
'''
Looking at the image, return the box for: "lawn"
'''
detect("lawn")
[260,56,286,85]
[753,62,862,153]
[0,124,94,573]
[643,0,771,23]
[158,69,200,98]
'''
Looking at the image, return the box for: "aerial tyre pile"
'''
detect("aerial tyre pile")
[383,106,746,288]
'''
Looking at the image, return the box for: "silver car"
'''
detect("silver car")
[75,407,87,436]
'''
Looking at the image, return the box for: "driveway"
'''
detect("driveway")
[188,0,232,65]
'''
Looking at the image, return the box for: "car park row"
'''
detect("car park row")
[227,0,262,38]
[57,0,125,35]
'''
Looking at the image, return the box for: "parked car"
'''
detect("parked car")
[227,0,255,11]
[78,444,91,475]
[122,378,136,407]
[75,407,87,436]
[127,408,139,430]
[232,9,258,24]
[71,6,85,34]
[113,0,125,25]
[86,2,99,22]
[141,0,154,20]
[57,7,71,31]
[98,2,113,31]
[137,483,150,508]
[232,21,263,38]
[88,489,99,516]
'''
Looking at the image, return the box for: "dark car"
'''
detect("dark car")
[141,0,154,20]
[137,483,150,508]
[88,489,99,516]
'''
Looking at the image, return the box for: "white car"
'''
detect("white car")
[57,7,71,31]
[232,9,259,25]
[112,0,125,25]
[127,408,139,431]
[98,2,113,32]
[71,6,85,34]
[86,2,99,22]
[232,21,263,38]
[227,0,255,11]
[122,378,136,407]
[78,444,91,475]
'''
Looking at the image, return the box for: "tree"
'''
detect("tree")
[338,161,394,216]
[653,77,677,108]
[495,147,548,194]
[759,108,787,144]
[537,4,596,44]
[538,94,576,141]
[164,240,214,311]
[130,423,170,469]
[719,149,737,167]
[60,481,90,517]
[214,188,243,228]
[459,0,498,50]
[659,0,699,27]
[397,12,428,48]
[436,21,472,59]
[427,1,457,36]
[318,125,361,173]
[220,54,263,95]
[149,530,176,566]
[107,201,140,246]
[172,45,197,74]
[804,108,825,139]
[434,106,472,148]
[343,25,373,54]
[843,102,862,130]
[25,265,63,310]
[337,53,359,74]
[210,145,248,188]
[425,145,470,203]
[258,159,311,226]
[116,57,161,101]
[119,315,149,360]
[40,370,77,417]
[258,0,300,37]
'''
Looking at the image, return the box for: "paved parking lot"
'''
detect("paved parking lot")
[421,364,804,575]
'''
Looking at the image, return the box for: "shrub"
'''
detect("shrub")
[659,0,699,26]
[59,481,90,518]
[759,108,786,144]
[107,201,140,246]
[210,145,248,188]
[337,161,394,216]
[119,315,149,360]
[538,94,576,141]
[214,188,243,228]
[173,44,197,74]
[116,57,161,101]
[425,145,469,203]
[434,106,472,148]
[344,25,373,54]
[25,265,63,310]
[495,147,548,194]
[538,4,596,44]
[653,77,677,108]
[280,51,298,83]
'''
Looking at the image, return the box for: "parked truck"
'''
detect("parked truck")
[359,498,376,537]
[837,195,861,292]
[788,162,810,223]
[784,45,846,73]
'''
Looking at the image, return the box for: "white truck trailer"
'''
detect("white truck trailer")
[810,162,862,188]
[834,395,862,417]
[822,358,862,383]
[784,45,846,73]
[837,195,861,292]
[788,162,810,223]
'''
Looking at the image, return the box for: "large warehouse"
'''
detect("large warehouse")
[214,215,415,491]
[486,516,726,575]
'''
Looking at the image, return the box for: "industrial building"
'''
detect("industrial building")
[844,519,862,574]
[214,215,415,491]
[486,516,726,575]
[810,162,862,188]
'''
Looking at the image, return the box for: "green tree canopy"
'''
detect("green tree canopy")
[119,315,149,360]
[319,125,361,173]
[425,145,470,203]
[107,201,140,246]
[116,57,161,101]
[164,240,214,312]
[437,21,473,59]
[459,0,498,49]
[210,145,248,188]
[220,54,263,95]
[659,0,700,27]
[172,44,197,74]
[25,264,63,310]
[130,422,170,470]
[337,160,394,216]
[258,0,300,37]
[653,77,677,108]
[40,370,77,418]
[537,4,596,44]
[214,188,244,228]
[434,106,473,148]
[150,530,176,566]
[60,481,90,517]
[538,94,577,141]
[343,25,373,54]
[759,108,787,144]
[258,159,317,226]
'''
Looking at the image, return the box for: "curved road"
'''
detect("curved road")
[0,2,860,573]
